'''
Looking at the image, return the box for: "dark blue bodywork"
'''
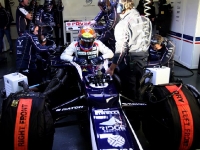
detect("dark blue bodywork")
[81,65,142,150]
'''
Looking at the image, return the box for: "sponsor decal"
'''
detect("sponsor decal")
[100,125,126,132]
[11,100,19,107]
[88,55,96,59]
[95,110,120,115]
[98,134,133,150]
[18,40,23,46]
[99,117,126,132]
[94,116,108,119]
[87,51,97,55]
[122,103,147,106]
[82,68,88,72]
[66,21,92,27]
[56,106,84,112]
[107,135,125,147]
[77,51,87,55]
[100,117,122,126]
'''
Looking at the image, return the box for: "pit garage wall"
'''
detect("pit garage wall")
[62,0,100,45]
[168,0,200,69]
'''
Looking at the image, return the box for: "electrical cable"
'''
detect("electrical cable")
[143,0,151,18]
[140,0,152,51]
[173,61,194,78]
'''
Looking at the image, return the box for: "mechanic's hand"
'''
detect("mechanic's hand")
[90,56,104,65]
[90,20,96,26]
[106,68,114,76]
[48,44,56,51]
[73,57,87,65]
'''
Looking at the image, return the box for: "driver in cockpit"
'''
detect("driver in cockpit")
[60,25,114,67]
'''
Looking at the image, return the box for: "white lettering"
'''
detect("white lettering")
[18,40,23,46]
[99,125,126,132]
[77,51,86,55]
[95,110,119,115]
[88,55,96,59]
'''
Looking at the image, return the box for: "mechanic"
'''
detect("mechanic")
[147,34,175,82]
[60,25,114,68]
[16,23,56,86]
[35,0,56,39]
[53,0,64,46]
[0,2,13,54]
[29,0,39,23]
[90,0,119,53]
[16,0,33,36]
[156,0,172,37]
[106,0,152,100]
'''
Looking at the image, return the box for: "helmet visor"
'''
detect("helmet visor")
[79,38,94,51]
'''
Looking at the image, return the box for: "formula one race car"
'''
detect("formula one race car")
[1,55,200,150]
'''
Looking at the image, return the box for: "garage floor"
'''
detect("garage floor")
[0,41,200,150]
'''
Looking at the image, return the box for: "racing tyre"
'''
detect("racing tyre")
[1,90,55,150]
[142,84,200,150]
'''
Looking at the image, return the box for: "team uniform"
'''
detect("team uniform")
[113,8,151,100]
[93,4,118,52]
[35,8,55,39]
[148,41,174,68]
[16,31,54,85]
[16,3,31,36]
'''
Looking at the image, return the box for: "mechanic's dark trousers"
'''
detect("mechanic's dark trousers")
[54,25,64,46]
[118,52,148,101]
[19,69,43,86]
[156,21,171,37]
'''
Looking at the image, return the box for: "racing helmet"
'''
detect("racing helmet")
[44,0,53,12]
[78,26,96,51]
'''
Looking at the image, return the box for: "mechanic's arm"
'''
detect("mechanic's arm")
[94,10,104,22]
[94,10,117,32]
[97,40,114,59]
[60,41,77,62]
[19,7,33,20]
[107,27,129,75]
[29,34,54,51]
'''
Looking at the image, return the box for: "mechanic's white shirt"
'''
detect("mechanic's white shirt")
[60,40,114,62]
[113,9,151,64]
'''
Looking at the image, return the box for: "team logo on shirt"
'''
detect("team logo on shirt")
[18,40,23,46]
